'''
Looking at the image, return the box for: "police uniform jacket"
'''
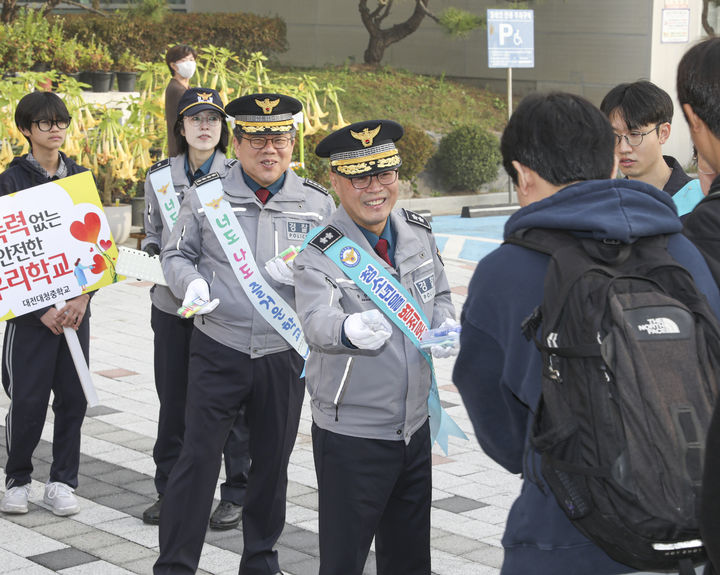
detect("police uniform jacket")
[161,166,335,357]
[294,206,455,443]
[142,153,236,316]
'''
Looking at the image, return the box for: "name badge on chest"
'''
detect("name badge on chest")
[414,274,436,304]
[287,221,310,241]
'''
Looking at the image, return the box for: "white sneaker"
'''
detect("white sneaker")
[0,484,32,514]
[43,482,79,516]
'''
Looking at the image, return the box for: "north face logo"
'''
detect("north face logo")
[637,317,680,335]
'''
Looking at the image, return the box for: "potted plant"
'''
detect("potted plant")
[114,50,140,92]
[52,37,81,81]
[80,36,114,92]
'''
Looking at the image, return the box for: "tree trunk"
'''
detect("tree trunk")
[1,0,18,23]
[360,0,429,65]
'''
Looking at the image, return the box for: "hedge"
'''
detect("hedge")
[58,12,288,63]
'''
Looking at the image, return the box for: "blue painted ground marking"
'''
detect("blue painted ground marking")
[431,215,509,263]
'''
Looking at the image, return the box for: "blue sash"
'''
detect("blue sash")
[304,225,466,454]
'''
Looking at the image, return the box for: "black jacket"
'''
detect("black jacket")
[683,175,720,287]
[0,152,91,325]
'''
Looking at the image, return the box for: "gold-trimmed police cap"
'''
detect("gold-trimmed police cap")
[177,87,225,118]
[315,120,403,177]
[225,93,302,135]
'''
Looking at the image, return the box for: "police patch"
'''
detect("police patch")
[414,274,435,303]
[287,221,310,241]
[309,225,344,252]
[339,246,360,267]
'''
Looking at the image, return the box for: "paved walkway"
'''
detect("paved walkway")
[0,240,521,574]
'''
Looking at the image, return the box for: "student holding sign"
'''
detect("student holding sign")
[154,93,335,575]
[293,121,458,575]
[0,92,90,517]
[140,87,252,531]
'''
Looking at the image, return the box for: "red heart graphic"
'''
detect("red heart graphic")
[99,239,112,251]
[91,254,107,274]
[90,247,94,253]
[70,212,101,245]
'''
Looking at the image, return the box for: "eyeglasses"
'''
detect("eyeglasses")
[614,123,661,147]
[185,114,223,127]
[242,136,293,150]
[349,170,398,190]
[32,118,71,132]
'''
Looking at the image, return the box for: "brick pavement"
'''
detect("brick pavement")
[0,255,521,575]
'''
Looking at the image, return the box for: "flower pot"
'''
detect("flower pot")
[115,71,137,92]
[90,71,114,93]
[78,71,93,90]
[130,195,145,227]
[104,204,132,245]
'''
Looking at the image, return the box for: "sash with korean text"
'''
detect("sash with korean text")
[195,173,309,358]
[304,225,466,454]
[148,160,180,231]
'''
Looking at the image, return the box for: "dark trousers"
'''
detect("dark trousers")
[312,420,432,575]
[150,306,250,504]
[2,319,89,489]
[155,329,304,575]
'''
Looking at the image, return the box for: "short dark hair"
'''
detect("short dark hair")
[501,92,615,187]
[14,91,71,146]
[165,44,196,75]
[677,37,720,139]
[173,115,229,156]
[600,80,674,130]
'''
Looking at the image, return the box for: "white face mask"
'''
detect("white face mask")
[175,60,196,79]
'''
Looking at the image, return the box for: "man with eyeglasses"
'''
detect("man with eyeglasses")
[600,81,696,200]
[293,120,456,574]
[0,92,91,517]
[155,93,335,575]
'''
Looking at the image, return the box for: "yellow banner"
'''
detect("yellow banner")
[0,171,120,321]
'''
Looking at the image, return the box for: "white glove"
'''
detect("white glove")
[430,317,460,358]
[264,256,295,286]
[344,309,392,350]
[183,278,220,315]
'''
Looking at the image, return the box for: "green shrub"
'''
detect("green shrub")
[292,128,336,204]
[434,125,501,190]
[397,124,435,183]
[58,12,287,63]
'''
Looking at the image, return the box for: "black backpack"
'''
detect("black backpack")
[506,228,720,574]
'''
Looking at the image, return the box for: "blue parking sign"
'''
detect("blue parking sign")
[487,9,534,69]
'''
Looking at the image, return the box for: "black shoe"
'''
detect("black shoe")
[142,496,162,525]
[209,500,242,530]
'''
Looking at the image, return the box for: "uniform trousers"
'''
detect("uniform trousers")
[2,318,89,489]
[154,328,304,575]
[312,419,432,575]
[150,305,250,504]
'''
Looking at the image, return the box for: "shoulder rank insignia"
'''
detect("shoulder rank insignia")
[149,158,170,173]
[194,172,220,187]
[403,208,431,231]
[226,158,238,167]
[303,178,329,195]
[309,225,344,252]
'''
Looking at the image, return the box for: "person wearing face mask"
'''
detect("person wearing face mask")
[141,87,252,532]
[164,45,197,157]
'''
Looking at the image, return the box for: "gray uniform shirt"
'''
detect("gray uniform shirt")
[142,153,236,316]
[161,166,336,357]
[294,206,455,442]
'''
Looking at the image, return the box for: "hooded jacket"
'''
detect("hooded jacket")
[0,152,90,326]
[453,178,720,575]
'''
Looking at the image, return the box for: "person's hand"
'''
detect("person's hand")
[144,243,160,257]
[56,294,90,331]
[344,309,392,350]
[430,317,460,358]
[265,256,295,286]
[40,308,65,335]
[183,278,220,315]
